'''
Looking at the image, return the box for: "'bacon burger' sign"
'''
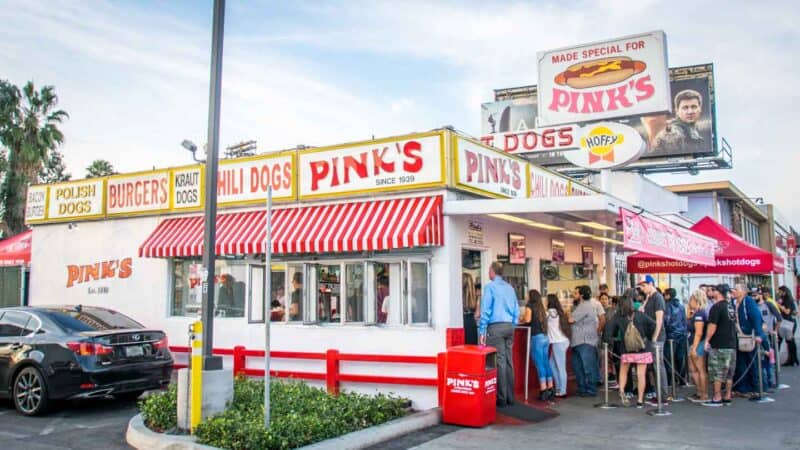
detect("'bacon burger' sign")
[537,31,671,127]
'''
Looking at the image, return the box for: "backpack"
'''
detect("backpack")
[624,316,646,353]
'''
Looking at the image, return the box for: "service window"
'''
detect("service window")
[170,259,247,318]
[345,263,365,323]
[373,262,403,325]
[249,265,265,323]
[408,261,430,324]
[287,264,304,322]
[316,264,341,323]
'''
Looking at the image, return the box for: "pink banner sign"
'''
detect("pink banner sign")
[620,208,717,266]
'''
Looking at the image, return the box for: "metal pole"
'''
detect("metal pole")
[263,186,272,427]
[190,321,204,432]
[753,345,775,403]
[774,331,789,389]
[524,326,530,402]
[648,343,671,416]
[595,342,617,409]
[669,339,685,402]
[199,0,226,371]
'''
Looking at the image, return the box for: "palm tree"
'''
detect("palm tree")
[85,159,116,178]
[0,80,68,236]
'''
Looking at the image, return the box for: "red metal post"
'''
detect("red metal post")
[437,352,446,407]
[326,349,340,395]
[233,345,246,377]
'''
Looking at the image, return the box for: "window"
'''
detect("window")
[287,264,304,322]
[345,263,365,322]
[249,266,265,323]
[0,311,31,338]
[374,262,403,325]
[270,268,286,322]
[409,262,430,324]
[742,217,760,247]
[316,264,341,323]
[170,259,247,317]
[44,307,142,332]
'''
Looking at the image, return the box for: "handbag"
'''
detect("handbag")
[779,319,795,340]
[734,300,756,353]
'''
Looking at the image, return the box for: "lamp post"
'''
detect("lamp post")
[199,0,226,371]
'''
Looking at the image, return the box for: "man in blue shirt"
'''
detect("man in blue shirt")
[731,283,765,397]
[479,261,520,407]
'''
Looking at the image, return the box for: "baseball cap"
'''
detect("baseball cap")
[749,287,761,295]
[637,274,656,285]
[714,283,730,296]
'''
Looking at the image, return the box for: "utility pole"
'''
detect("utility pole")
[200,0,225,371]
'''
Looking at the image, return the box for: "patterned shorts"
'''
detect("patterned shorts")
[708,348,736,383]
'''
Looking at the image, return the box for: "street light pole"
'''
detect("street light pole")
[200,0,226,371]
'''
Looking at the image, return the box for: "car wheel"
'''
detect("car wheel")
[116,390,146,401]
[13,366,50,416]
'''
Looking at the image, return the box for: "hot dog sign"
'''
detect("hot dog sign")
[537,31,671,126]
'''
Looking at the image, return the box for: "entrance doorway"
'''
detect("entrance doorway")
[461,249,483,345]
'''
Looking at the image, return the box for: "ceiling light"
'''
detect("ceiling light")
[593,236,624,245]
[563,231,593,238]
[578,221,615,231]
[488,214,564,231]
[526,222,563,231]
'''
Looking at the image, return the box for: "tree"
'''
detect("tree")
[39,149,71,183]
[85,159,116,178]
[0,80,68,236]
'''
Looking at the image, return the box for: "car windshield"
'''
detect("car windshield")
[44,307,143,333]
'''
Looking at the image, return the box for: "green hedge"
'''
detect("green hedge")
[139,378,409,449]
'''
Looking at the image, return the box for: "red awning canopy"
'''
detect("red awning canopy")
[139,195,443,258]
[628,216,779,274]
[0,230,32,267]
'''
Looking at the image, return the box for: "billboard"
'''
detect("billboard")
[481,64,717,165]
[537,31,671,126]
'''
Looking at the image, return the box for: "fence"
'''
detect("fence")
[169,345,446,403]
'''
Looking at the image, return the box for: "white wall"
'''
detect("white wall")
[588,172,687,215]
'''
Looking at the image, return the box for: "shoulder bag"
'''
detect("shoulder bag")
[734,300,756,353]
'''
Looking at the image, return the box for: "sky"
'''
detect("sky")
[2,0,799,224]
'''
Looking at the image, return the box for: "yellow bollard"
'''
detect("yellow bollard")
[190,321,203,432]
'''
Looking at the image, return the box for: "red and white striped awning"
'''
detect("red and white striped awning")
[139,196,443,258]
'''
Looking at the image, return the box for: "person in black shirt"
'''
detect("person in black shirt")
[777,286,798,366]
[703,284,737,407]
[605,292,653,408]
[521,290,554,400]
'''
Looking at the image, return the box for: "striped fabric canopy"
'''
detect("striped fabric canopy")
[138,195,443,257]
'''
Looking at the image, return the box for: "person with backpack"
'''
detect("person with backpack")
[663,288,689,387]
[604,290,653,408]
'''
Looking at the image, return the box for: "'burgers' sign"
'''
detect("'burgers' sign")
[537,31,671,127]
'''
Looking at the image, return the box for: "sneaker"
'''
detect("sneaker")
[646,399,659,407]
[608,382,620,390]
[702,400,723,407]
[687,394,706,404]
[636,402,644,409]
[625,392,635,399]
[722,399,732,406]
[645,392,656,400]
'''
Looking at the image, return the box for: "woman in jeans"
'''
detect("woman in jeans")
[462,273,479,345]
[521,289,555,400]
[686,289,709,403]
[546,294,571,398]
[778,286,798,367]
[605,291,653,408]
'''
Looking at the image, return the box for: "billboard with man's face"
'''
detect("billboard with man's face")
[480,64,717,166]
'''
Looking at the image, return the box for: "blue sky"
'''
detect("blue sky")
[2,0,799,223]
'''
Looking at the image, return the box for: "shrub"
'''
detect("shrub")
[139,384,178,433]
[190,377,409,450]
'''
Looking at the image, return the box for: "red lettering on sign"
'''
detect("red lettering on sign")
[548,74,656,115]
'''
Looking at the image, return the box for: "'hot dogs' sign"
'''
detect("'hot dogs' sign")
[537,31,671,126]
[298,132,445,199]
[454,136,528,199]
[48,179,105,221]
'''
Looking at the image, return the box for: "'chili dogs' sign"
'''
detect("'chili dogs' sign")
[106,171,170,216]
[298,132,445,199]
[537,31,671,126]
[454,136,528,199]
[48,179,105,221]
[217,152,295,205]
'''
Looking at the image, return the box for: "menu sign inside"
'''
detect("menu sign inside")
[454,136,527,199]
[106,171,170,216]
[298,132,445,199]
[217,153,294,205]
[47,179,105,220]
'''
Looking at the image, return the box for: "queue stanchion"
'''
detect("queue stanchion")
[647,342,671,417]
[668,339,685,402]
[752,344,775,404]
[595,342,618,409]
[773,332,790,390]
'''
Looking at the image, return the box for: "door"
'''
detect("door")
[0,311,33,392]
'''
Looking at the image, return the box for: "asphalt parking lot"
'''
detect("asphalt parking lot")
[0,396,136,450]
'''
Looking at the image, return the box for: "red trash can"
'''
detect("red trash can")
[442,345,497,427]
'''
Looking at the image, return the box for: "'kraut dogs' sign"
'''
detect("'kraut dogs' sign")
[298,132,445,199]
[48,179,105,220]
[537,31,671,126]
[107,171,170,216]
[455,137,528,199]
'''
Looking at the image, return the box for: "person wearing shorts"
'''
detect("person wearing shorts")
[703,284,737,407]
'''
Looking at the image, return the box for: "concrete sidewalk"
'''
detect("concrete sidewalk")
[412,367,800,449]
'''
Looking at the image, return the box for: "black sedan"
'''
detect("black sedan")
[0,305,173,415]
